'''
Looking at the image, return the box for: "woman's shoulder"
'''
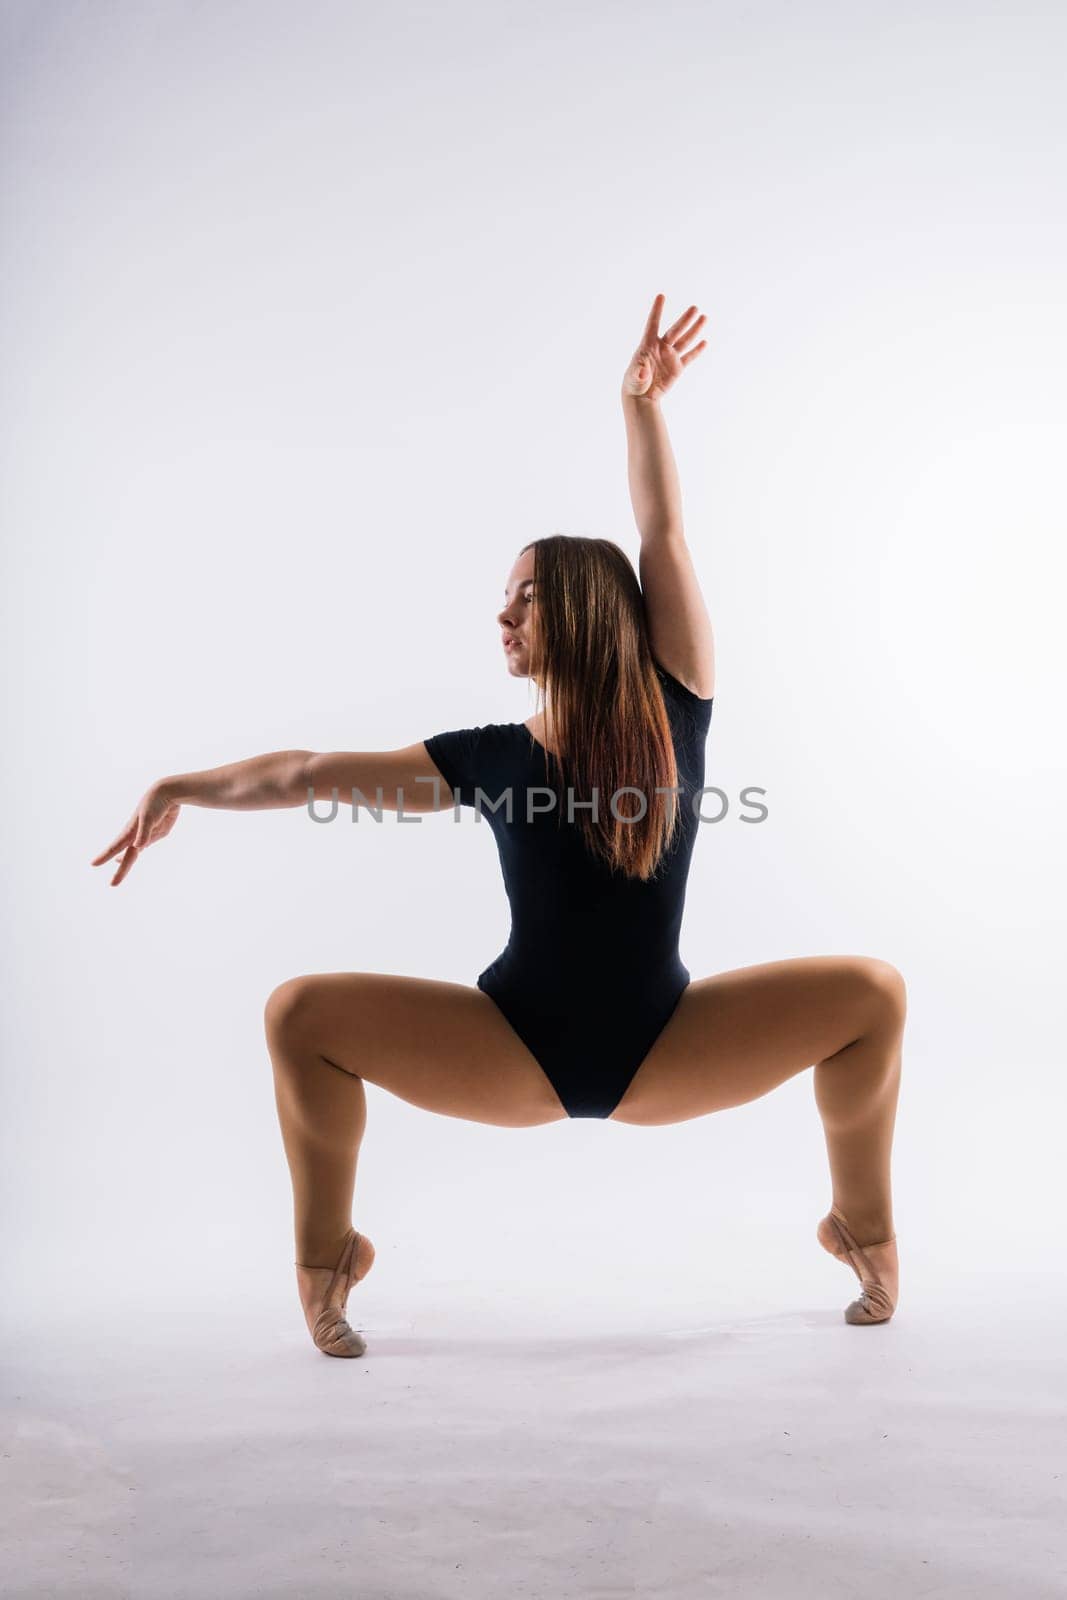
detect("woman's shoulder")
[421,719,530,806]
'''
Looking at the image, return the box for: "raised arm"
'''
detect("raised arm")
[91,743,450,886]
[621,293,715,700]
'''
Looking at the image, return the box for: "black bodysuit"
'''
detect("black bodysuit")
[423,660,714,1118]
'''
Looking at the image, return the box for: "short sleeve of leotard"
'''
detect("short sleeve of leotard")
[422,726,489,807]
[654,659,714,738]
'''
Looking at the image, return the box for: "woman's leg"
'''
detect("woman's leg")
[265,1003,368,1270]
[608,955,907,1246]
[264,972,569,1267]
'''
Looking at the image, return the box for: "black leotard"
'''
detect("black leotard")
[423,660,714,1117]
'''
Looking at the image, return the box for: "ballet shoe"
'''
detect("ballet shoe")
[817,1205,898,1325]
[295,1227,376,1358]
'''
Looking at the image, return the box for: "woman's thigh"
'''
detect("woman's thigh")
[608,955,906,1126]
[265,972,569,1128]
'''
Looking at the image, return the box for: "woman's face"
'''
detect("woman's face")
[497,548,537,681]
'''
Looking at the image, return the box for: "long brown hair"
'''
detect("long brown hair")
[521,535,680,881]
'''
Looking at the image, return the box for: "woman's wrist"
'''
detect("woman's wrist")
[154,776,186,805]
[621,386,660,410]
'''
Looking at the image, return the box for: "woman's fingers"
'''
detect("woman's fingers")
[680,340,707,368]
[641,292,665,343]
[663,303,698,343]
[672,311,706,350]
[92,787,180,879]
[91,823,135,866]
[640,294,706,346]
[109,842,140,887]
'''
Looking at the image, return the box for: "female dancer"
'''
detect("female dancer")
[92,294,905,1359]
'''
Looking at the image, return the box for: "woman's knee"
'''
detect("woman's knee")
[264,977,321,1047]
[850,957,907,1034]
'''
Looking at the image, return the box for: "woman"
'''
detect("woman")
[92,294,905,1359]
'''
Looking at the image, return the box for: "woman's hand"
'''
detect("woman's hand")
[91,783,182,887]
[622,292,708,403]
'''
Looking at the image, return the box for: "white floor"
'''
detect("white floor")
[3,1257,1065,1599]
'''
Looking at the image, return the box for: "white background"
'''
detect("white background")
[2,3,1066,1594]
[4,0,1065,1298]
[5,0,1065,1302]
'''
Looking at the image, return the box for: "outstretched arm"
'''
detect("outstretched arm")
[91,743,450,886]
[158,745,446,811]
[621,292,715,700]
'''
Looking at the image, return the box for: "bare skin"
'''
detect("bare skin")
[266,954,903,1339]
[95,293,905,1345]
